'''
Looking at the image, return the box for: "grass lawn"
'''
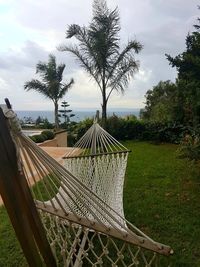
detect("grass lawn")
[123,141,200,267]
[0,141,200,266]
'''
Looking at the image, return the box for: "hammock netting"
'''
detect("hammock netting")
[63,122,129,224]
[5,109,172,266]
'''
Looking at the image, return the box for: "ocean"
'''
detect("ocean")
[16,109,140,123]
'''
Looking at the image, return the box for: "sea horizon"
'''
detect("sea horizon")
[16,108,141,123]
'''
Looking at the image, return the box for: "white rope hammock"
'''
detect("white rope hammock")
[6,110,173,266]
[63,122,129,224]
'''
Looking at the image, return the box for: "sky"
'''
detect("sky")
[0,0,199,111]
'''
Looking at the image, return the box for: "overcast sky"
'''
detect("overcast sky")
[0,0,199,111]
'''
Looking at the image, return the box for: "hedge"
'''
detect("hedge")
[29,130,55,143]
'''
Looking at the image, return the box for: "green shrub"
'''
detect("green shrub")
[41,130,55,140]
[69,115,198,145]
[31,134,47,143]
[76,118,93,139]
[106,116,163,142]
[40,119,54,129]
[106,115,125,140]
[29,135,37,142]
[156,124,187,143]
[123,120,146,140]
[138,123,191,144]
[177,134,200,161]
[67,133,77,146]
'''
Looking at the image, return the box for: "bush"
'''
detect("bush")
[177,134,200,161]
[123,120,146,140]
[69,114,199,145]
[140,122,160,142]
[31,134,47,143]
[60,121,77,133]
[67,133,77,146]
[76,118,93,140]
[29,135,37,142]
[29,130,55,143]
[106,115,125,140]
[74,115,183,143]
[105,116,164,142]
[40,119,54,129]
[138,123,191,144]
[41,130,55,140]
[106,116,146,140]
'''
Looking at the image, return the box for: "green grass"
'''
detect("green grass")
[123,141,200,267]
[0,207,27,267]
[0,141,200,266]
[31,173,60,201]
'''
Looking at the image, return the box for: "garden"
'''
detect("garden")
[1,0,200,266]
[0,140,199,266]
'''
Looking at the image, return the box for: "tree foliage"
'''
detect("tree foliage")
[58,100,75,127]
[166,15,200,125]
[140,80,180,123]
[24,54,74,129]
[60,0,142,127]
[143,12,200,127]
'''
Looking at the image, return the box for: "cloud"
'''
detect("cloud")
[152,0,199,19]
[0,41,77,109]
[0,41,48,70]
[11,0,93,31]
[0,0,199,110]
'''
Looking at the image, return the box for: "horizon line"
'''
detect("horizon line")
[15,108,143,111]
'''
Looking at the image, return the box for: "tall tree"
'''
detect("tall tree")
[24,54,74,129]
[60,0,142,127]
[166,13,200,125]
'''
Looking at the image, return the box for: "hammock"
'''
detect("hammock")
[1,105,173,266]
[63,121,129,225]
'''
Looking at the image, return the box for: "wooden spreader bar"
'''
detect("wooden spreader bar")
[63,149,131,159]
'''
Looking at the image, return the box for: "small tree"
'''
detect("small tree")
[35,116,43,125]
[60,0,142,127]
[140,80,180,124]
[59,101,75,128]
[24,54,74,129]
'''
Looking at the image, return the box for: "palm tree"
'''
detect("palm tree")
[60,0,142,127]
[24,54,74,129]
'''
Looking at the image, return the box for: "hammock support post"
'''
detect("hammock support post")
[0,107,56,267]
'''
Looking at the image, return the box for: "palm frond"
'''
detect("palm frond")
[105,40,142,86]
[60,44,102,90]
[92,0,109,20]
[107,58,139,100]
[24,79,50,98]
[36,62,47,75]
[37,54,65,84]
[58,79,74,99]
[66,24,103,76]
[57,64,66,82]
[66,24,82,39]
[66,3,121,79]
[88,6,120,71]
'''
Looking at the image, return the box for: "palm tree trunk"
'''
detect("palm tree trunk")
[101,73,108,128]
[54,101,59,130]
[101,91,107,129]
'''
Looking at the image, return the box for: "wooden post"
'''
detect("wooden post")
[0,107,56,266]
